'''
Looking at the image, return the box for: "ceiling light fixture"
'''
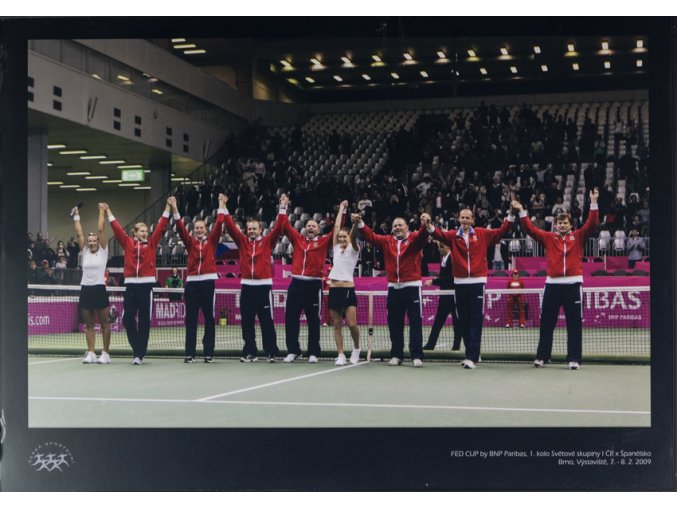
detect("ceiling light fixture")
[567,43,575,52]
[47,144,66,149]
[118,183,140,187]
[184,49,206,55]
[390,72,400,79]
[103,180,122,184]
[117,75,130,81]
[333,75,343,82]
[533,46,541,54]
[305,77,315,83]
[437,51,446,59]
[75,188,97,192]
[467,49,476,57]
[85,175,108,180]
[480,68,488,75]
[80,155,107,160]
[47,181,64,185]
[403,53,413,60]
[510,66,518,74]
[541,65,548,72]
[310,58,323,66]
[99,160,126,165]
[59,150,87,155]
[151,89,164,95]
[118,164,143,169]
[500,47,509,55]
[171,38,186,43]
[59,184,80,189]
[133,186,152,190]
[341,56,352,65]
[572,63,580,70]
[636,39,644,48]
[601,41,609,50]
[362,74,371,81]
[92,74,102,80]
[636,59,643,68]
[372,55,382,62]
[173,44,197,49]
[66,171,92,176]
[604,61,611,69]
[420,71,429,78]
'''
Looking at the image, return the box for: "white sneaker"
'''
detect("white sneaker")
[82,351,96,364]
[533,359,545,368]
[132,357,143,365]
[388,357,402,366]
[412,358,423,368]
[335,354,347,366]
[97,351,111,364]
[283,353,301,363]
[308,355,318,364]
[349,348,361,364]
[462,359,476,369]
[568,361,580,370]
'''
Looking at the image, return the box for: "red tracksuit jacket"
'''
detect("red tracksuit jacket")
[359,223,429,284]
[432,219,511,282]
[519,205,599,279]
[175,210,226,281]
[109,213,169,283]
[283,211,345,279]
[223,211,287,283]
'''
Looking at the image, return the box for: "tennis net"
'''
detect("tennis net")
[27,284,650,363]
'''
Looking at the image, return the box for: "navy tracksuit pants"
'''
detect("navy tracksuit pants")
[184,279,216,358]
[387,286,423,360]
[454,283,485,363]
[122,283,154,360]
[240,284,280,357]
[284,278,323,357]
[537,283,583,363]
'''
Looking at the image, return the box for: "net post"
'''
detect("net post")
[367,292,374,361]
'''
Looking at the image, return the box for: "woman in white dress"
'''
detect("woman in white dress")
[72,203,111,364]
[327,201,361,366]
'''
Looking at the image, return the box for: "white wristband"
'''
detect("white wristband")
[73,215,81,222]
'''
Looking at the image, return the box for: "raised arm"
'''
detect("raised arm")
[72,205,85,250]
[105,204,131,249]
[333,200,348,246]
[577,188,600,240]
[349,223,360,252]
[353,213,386,248]
[267,193,290,245]
[430,226,454,248]
[221,194,246,246]
[148,198,172,248]
[411,212,432,249]
[97,203,107,247]
[513,200,548,245]
[171,196,191,247]
[208,193,227,246]
[482,212,514,246]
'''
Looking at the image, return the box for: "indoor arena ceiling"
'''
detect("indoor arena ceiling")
[149,18,649,102]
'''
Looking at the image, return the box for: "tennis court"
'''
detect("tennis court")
[27,284,651,428]
[28,355,650,428]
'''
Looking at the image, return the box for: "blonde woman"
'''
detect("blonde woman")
[72,203,111,364]
[327,201,361,366]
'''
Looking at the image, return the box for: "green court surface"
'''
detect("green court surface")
[28,356,650,428]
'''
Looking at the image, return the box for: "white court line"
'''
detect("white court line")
[196,360,370,402]
[28,396,650,416]
[29,357,82,365]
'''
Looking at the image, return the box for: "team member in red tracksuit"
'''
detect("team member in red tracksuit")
[431,208,514,369]
[172,194,226,364]
[512,189,599,370]
[505,269,526,328]
[105,199,172,365]
[353,212,432,367]
[223,194,289,363]
[281,200,345,364]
